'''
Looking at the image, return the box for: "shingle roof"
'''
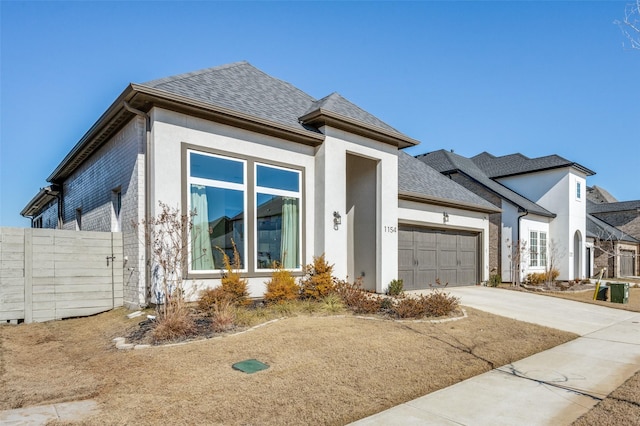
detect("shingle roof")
[416,150,555,217]
[471,151,595,177]
[398,151,500,212]
[586,214,639,242]
[587,199,640,213]
[302,92,400,133]
[141,61,407,138]
[142,61,318,133]
[586,185,618,204]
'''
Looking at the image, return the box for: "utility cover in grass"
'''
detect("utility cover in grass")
[232,359,269,374]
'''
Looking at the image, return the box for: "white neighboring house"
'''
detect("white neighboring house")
[418,150,595,283]
[22,62,498,308]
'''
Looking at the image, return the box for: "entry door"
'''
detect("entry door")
[399,226,479,290]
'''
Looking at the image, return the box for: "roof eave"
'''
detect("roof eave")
[398,190,501,214]
[492,163,596,179]
[47,84,326,182]
[21,186,59,217]
[299,108,419,149]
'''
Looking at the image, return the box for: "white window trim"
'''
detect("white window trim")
[187,150,248,274]
[529,230,548,269]
[254,162,303,272]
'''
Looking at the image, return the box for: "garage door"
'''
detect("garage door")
[399,226,479,290]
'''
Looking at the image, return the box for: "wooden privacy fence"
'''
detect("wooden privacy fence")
[0,228,123,324]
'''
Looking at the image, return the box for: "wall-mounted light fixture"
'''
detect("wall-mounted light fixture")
[333,211,342,230]
[443,212,449,223]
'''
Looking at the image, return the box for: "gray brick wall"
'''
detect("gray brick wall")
[58,117,146,308]
[35,199,58,229]
[449,173,502,278]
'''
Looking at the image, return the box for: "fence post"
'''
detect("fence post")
[24,228,33,324]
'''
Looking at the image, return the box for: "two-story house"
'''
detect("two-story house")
[418,150,595,283]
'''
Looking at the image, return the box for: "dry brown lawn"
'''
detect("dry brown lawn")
[1,307,576,425]
[546,284,640,313]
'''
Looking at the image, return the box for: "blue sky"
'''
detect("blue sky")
[1,1,639,227]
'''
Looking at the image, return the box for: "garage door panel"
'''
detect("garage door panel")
[399,229,414,248]
[399,248,414,269]
[415,231,437,248]
[438,250,457,268]
[457,268,477,285]
[459,251,476,269]
[438,233,457,249]
[417,249,436,266]
[416,270,437,289]
[438,269,458,286]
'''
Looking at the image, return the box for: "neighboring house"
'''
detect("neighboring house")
[22,61,498,308]
[417,150,595,283]
[587,193,640,277]
[586,213,639,278]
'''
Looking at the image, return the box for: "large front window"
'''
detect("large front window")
[187,150,302,274]
[255,164,301,270]
[189,152,246,271]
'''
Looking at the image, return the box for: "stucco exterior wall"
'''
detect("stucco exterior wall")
[57,117,146,308]
[497,168,588,280]
[398,200,490,283]
[149,108,317,298]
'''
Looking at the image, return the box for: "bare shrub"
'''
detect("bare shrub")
[211,298,236,332]
[138,202,196,340]
[334,279,383,314]
[151,309,196,342]
[525,269,559,286]
[299,254,335,300]
[198,287,230,314]
[422,290,460,317]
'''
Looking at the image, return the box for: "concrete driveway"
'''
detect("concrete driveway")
[351,286,640,425]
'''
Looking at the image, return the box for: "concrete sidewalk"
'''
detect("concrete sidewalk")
[0,400,98,425]
[352,286,640,425]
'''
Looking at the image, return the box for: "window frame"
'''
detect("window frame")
[183,144,305,279]
[529,230,548,268]
[186,150,248,275]
[576,181,582,201]
[254,162,303,272]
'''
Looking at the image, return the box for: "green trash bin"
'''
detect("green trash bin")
[609,283,629,304]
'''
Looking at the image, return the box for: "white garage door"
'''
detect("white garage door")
[398,226,479,290]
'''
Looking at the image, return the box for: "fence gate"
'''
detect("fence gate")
[0,228,123,324]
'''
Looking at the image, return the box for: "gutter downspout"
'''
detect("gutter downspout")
[123,101,152,308]
[516,210,529,285]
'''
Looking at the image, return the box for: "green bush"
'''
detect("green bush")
[488,274,501,287]
[387,279,404,296]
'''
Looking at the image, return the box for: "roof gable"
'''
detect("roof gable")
[471,151,595,177]
[398,151,500,212]
[417,150,555,217]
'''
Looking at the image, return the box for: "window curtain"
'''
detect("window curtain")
[280,197,299,268]
[191,185,215,270]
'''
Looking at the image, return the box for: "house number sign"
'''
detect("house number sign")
[384,226,397,233]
